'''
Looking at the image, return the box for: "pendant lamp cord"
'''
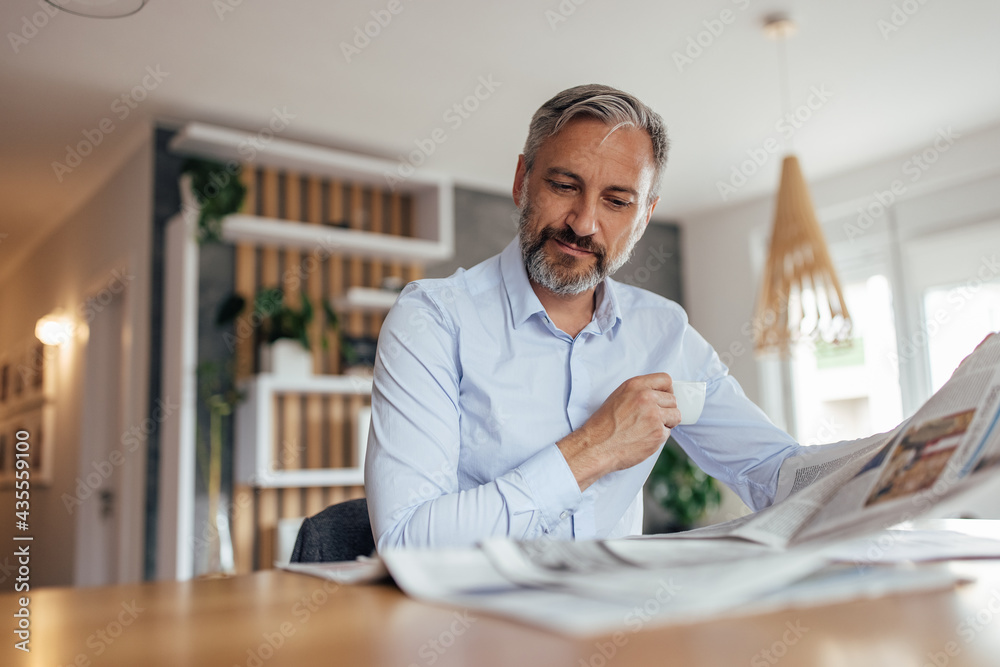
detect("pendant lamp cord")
[776,35,793,152]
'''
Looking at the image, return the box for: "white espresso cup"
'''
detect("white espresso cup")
[672,381,707,425]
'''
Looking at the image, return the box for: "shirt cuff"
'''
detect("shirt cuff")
[516,443,584,533]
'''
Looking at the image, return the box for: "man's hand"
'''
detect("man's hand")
[557,373,681,491]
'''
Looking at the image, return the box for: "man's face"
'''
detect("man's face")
[513,116,659,296]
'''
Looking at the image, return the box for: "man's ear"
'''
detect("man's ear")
[643,195,660,228]
[512,155,527,208]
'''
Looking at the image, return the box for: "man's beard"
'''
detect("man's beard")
[517,190,645,296]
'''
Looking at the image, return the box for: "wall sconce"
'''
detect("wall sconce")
[35,313,75,346]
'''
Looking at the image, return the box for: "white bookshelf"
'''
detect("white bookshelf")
[234,374,373,488]
[169,122,454,262]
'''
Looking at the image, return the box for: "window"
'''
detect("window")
[791,275,904,444]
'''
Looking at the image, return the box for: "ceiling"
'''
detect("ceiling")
[2,0,999,273]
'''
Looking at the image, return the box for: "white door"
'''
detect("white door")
[74,285,126,586]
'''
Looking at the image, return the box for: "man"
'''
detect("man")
[365,84,801,550]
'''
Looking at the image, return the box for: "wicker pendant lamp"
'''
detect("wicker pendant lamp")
[753,16,851,355]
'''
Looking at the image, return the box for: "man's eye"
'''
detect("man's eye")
[607,198,632,209]
[547,180,575,192]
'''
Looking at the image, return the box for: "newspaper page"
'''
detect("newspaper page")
[743,335,1000,547]
[381,535,961,636]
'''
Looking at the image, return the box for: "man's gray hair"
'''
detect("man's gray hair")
[521,84,669,205]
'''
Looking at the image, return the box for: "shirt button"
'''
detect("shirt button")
[559,511,570,520]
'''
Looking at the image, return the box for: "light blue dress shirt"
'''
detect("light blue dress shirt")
[365,237,801,550]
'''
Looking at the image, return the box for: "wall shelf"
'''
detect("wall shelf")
[333,287,401,312]
[169,122,454,263]
[221,214,450,261]
[234,374,373,489]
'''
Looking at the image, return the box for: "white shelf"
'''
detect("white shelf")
[333,287,402,312]
[234,374,372,488]
[169,122,454,263]
[221,214,451,262]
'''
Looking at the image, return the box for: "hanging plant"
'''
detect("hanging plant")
[180,158,247,244]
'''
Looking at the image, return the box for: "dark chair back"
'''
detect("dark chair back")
[290,497,376,563]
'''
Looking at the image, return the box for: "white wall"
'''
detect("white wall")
[0,133,152,586]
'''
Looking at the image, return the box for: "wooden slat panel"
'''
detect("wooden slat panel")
[304,173,326,517]
[260,170,281,287]
[326,181,344,376]
[305,394,323,471]
[348,184,365,338]
[234,167,259,379]
[234,245,256,379]
[281,172,304,495]
[232,485,255,574]
[257,488,278,570]
[280,487,304,526]
[281,393,303,518]
[305,487,326,516]
[370,189,384,287]
[326,486,345,506]
[239,165,256,214]
[388,192,404,280]
[328,396,346,469]
[306,176,325,374]
[348,395,363,468]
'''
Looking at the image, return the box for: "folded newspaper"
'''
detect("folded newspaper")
[379,336,1000,635]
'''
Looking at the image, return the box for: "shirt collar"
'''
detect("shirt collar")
[500,236,623,334]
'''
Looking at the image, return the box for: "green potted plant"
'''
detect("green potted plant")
[216,287,341,376]
[645,439,722,532]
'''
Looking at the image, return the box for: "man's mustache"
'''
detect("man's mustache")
[536,225,607,261]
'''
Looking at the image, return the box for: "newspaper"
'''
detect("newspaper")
[379,336,1000,635]
[729,334,1000,548]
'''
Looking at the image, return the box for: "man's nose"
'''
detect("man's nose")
[566,196,599,237]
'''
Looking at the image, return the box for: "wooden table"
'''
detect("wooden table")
[4,558,1000,667]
